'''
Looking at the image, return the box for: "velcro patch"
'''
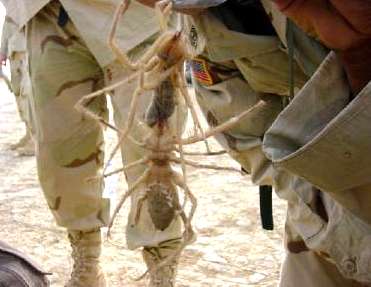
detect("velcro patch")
[191,57,214,86]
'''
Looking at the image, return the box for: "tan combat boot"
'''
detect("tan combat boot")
[65,228,106,287]
[142,239,181,287]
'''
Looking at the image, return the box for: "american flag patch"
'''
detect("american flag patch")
[191,58,214,86]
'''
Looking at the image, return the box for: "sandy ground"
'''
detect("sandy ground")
[0,81,287,287]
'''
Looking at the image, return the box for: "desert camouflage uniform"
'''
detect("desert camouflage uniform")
[1,16,35,151]
[0,0,185,285]
[185,1,371,286]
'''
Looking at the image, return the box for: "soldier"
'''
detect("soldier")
[0,1,186,286]
[1,16,35,156]
[138,0,371,286]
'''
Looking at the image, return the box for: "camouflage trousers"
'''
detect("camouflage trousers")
[26,2,183,249]
[9,51,35,136]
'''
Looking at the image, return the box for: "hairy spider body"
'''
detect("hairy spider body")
[144,169,180,231]
[137,124,181,232]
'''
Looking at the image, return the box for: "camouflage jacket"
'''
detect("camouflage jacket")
[0,0,160,67]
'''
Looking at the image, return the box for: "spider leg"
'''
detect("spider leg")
[174,148,227,156]
[74,61,168,121]
[128,135,147,148]
[144,64,177,90]
[176,66,212,152]
[134,195,147,226]
[143,56,160,72]
[103,156,149,178]
[153,173,197,268]
[108,1,176,70]
[102,65,175,175]
[155,0,173,31]
[103,72,146,174]
[180,100,265,145]
[75,61,174,127]
[175,90,187,179]
[141,172,196,279]
[107,166,151,237]
[175,91,188,208]
[74,70,140,115]
[85,157,148,183]
[170,156,243,174]
[98,119,121,133]
[172,172,197,229]
[108,0,139,70]
[137,31,177,67]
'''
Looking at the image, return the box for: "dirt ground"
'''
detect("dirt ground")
[0,81,287,286]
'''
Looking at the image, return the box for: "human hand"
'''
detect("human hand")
[274,0,371,51]
[274,0,371,93]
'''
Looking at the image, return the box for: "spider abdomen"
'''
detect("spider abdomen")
[147,182,179,231]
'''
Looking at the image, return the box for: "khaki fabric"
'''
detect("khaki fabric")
[187,8,371,286]
[2,20,27,55]
[1,0,160,67]
[264,53,371,283]
[9,51,35,133]
[261,0,329,77]
[0,0,49,30]
[279,251,364,287]
[264,52,371,219]
[27,2,183,248]
[1,17,17,56]
[190,12,308,96]
[193,60,282,186]
[1,17,35,134]
[186,10,308,186]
